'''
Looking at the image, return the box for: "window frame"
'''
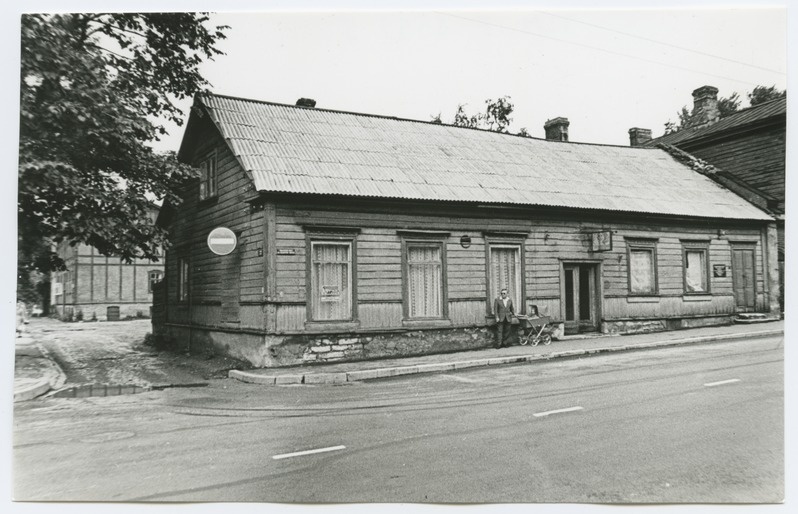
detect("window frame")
[148,270,164,293]
[401,238,448,321]
[198,151,218,201]
[305,234,357,323]
[682,241,711,295]
[625,238,659,296]
[177,258,190,303]
[485,235,526,315]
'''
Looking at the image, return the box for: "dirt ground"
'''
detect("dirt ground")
[24,317,250,387]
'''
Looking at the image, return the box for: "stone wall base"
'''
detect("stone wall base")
[161,314,735,369]
[602,315,734,335]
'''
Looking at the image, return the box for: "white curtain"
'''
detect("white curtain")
[408,245,442,318]
[491,246,520,307]
[685,250,706,292]
[312,243,351,320]
[630,249,654,294]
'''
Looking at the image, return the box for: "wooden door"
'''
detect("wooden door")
[732,248,756,310]
[563,264,597,334]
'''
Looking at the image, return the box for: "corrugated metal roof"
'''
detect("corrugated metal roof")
[198,93,771,221]
[646,97,786,147]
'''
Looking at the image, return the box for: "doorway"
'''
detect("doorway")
[732,247,756,311]
[562,263,600,335]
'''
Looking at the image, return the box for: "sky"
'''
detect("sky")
[142,3,787,154]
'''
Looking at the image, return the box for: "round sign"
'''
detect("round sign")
[207,227,237,256]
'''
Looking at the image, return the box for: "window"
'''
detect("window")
[683,243,710,293]
[405,243,444,318]
[626,239,658,295]
[177,258,189,302]
[489,244,522,309]
[198,154,217,200]
[148,270,163,293]
[310,241,352,321]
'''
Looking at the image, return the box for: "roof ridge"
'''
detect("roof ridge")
[199,91,655,150]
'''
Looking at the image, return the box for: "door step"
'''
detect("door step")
[734,313,771,324]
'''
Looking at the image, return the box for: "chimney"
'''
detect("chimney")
[628,127,652,147]
[691,86,720,126]
[295,98,317,108]
[544,117,569,141]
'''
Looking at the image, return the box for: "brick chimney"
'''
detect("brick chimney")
[628,127,652,147]
[691,86,720,126]
[544,117,569,141]
[296,98,317,108]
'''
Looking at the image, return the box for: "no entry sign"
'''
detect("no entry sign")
[207,227,237,255]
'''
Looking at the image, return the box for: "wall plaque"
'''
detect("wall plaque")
[590,231,613,252]
[713,264,727,277]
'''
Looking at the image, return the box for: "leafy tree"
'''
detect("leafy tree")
[748,85,786,106]
[452,96,514,133]
[18,13,227,304]
[664,86,785,134]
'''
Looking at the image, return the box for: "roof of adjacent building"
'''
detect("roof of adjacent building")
[190,93,772,221]
[644,97,786,147]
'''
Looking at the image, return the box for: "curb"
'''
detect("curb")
[14,379,53,403]
[229,328,783,386]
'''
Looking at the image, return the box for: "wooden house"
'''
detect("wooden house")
[629,85,786,310]
[154,93,779,368]
[51,244,163,322]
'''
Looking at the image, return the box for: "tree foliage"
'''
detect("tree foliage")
[664,86,785,134]
[434,96,530,136]
[748,85,786,106]
[18,13,227,301]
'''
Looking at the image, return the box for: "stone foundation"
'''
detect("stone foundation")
[602,315,734,335]
[300,326,495,364]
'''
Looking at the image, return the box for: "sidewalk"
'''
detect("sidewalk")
[230,320,784,386]
[14,319,783,399]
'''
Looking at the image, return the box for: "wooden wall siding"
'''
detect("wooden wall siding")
[604,295,735,319]
[685,127,785,210]
[276,304,305,332]
[360,302,403,329]
[270,203,769,329]
[165,115,262,327]
[239,305,266,330]
[446,239,487,299]
[448,300,486,325]
[524,297,561,319]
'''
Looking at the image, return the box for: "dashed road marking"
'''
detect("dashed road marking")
[533,406,583,417]
[704,379,741,387]
[272,445,346,460]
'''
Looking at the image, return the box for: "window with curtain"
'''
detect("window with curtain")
[628,243,657,295]
[406,244,443,318]
[310,242,352,321]
[684,247,709,293]
[490,245,521,308]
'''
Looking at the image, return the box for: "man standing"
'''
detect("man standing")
[493,288,515,348]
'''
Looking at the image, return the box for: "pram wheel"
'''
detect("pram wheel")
[541,333,552,345]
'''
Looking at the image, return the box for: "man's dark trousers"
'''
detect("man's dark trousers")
[496,319,513,348]
[493,296,515,348]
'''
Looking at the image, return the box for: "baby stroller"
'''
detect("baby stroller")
[517,305,553,346]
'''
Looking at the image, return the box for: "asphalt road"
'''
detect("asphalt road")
[13,335,783,503]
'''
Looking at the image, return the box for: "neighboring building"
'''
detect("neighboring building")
[51,206,164,321]
[154,93,779,368]
[629,85,786,310]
